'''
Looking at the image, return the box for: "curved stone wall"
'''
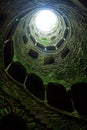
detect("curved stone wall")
[2,0,87,126]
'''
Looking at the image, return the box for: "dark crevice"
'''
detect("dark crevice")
[25,73,44,100]
[4,40,14,68]
[47,83,73,112]
[22,34,28,44]
[7,62,26,84]
[0,113,27,130]
[71,82,87,116]
[61,47,70,59]
[28,49,38,59]
[44,57,55,65]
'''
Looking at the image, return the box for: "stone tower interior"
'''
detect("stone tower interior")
[0,0,87,129]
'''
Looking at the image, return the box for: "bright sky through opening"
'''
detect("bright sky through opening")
[35,10,58,33]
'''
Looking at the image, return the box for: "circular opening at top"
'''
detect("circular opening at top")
[35,9,58,33]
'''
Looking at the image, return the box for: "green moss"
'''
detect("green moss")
[13,54,18,62]
[0,82,3,88]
